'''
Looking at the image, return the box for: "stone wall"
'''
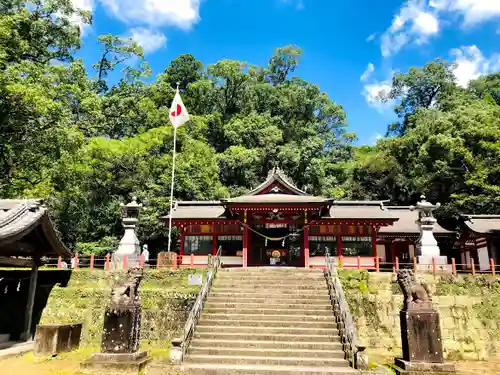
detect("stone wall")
[39,269,202,347]
[340,270,500,361]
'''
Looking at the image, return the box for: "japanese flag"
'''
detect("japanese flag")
[169,90,190,128]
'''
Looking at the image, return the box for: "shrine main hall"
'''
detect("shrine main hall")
[164,168,455,268]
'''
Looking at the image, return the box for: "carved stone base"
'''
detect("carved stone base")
[82,351,150,375]
[394,358,456,374]
[400,309,444,363]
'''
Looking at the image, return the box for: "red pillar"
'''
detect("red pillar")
[337,235,342,257]
[243,227,248,267]
[304,223,309,268]
[243,210,248,267]
[212,234,217,256]
[179,227,185,257]
[371,226,377,260]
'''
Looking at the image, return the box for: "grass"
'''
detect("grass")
[2,348,500,375]
[0,345,174,375]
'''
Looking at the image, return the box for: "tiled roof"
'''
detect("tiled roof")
[163,201,226,220]
[224,194,328,204]
[323,201,395,220]
[461,214,500,235]
[246,167,309,196]
[380,206,452,235]
[0,199,72,258]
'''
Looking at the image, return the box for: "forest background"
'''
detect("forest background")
[1,0,499,255]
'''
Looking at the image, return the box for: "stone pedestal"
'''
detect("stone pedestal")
[101,306,141,353]
[34,323,82,356]
[417,256,451,273]
[400,308,443,363]
[394,358,457,375]
[395,307,455,374]
[84,268,147,374]
[82,351,150,374]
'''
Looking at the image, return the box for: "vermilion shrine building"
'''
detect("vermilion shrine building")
[163,168,454,268]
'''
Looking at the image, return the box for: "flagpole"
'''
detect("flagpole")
[167,83,180,254]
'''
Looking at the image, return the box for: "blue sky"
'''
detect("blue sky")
[75,0,500,145]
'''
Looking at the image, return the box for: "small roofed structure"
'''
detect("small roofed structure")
[0,199,72,341]
[457,214,500,271]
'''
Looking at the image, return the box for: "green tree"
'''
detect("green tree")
[0,0,91,67]
[384,60,457,136]
[164,54,203,91]
[93,34,150,93]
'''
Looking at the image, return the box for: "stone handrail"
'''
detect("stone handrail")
[170,246,222,364]
[325,252,367,370]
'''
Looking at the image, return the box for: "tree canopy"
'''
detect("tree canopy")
[1,0,499,254]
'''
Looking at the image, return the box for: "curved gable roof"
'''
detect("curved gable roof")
[246,167,309,196]
[381,206,452,235]
[0,199,72,258]
[461,214,500,235]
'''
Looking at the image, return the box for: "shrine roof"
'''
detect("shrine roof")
[163,201,226,220]
[246,167,309,196]
[380,206,452,235]
[461,214,500,235]
[323,201,395,220]
[223,194,328,204]
[0,199,72,258]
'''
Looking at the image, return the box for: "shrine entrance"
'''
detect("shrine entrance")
[249,222,303,267]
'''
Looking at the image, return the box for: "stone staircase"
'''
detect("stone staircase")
[182,267,357,374]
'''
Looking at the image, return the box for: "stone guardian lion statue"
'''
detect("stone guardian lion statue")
[396,269,432,310]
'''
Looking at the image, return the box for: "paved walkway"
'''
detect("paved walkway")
[0,341,34,359]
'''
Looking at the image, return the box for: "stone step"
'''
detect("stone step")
[207,296,331,305]
[197,319,336,329]
[194,332,341,342]
[204,307,333,316]
[184,354,349,367]
[195,325,339,336]
[201,313,334,322]
[204,302,332,311]
[181,363,357,374]
[213,284,326,291]
[210,292,331,300]
[216,274,326,281]
[219,268,323,273]
[210,288,330,303]
[213,280,326,291]
[190,339,344,351]
[188,346,345,359]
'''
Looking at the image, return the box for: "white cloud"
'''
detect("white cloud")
[430,0,500,26]
[363,80,395,113]
[58,0,93,34]
[361,65,396,113]
[450,45,500,87]
[99,0,201,29]
[380,1,439,57]
[366,33,377,42]
[360,63,375,82]
[130,27,167,53]
[369,133,384,145]
[379,0,500,57]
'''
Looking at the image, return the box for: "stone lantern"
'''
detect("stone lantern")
[410,195,448,269]
[112,197,143,269]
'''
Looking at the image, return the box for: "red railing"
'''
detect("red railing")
[37,254,500,276]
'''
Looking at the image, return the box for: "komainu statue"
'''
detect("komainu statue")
[101,267,144,353]
[396,269,432,310]
[111,267,143,308]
